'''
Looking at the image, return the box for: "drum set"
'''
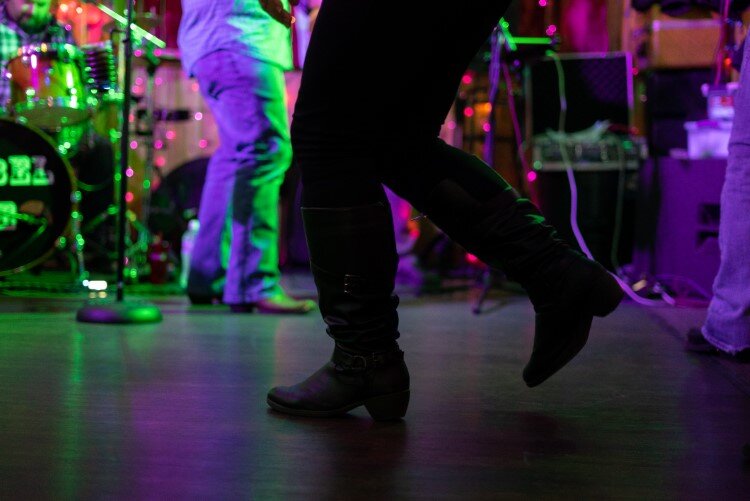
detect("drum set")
[0,39,156,280]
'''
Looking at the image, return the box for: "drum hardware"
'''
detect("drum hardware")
[71,40,162,283]
[78,42,170,283]
[72,79,135,277]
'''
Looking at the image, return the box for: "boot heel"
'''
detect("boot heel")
[364,390,410,421]
[591,271,624,317]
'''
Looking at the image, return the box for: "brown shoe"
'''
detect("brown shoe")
[229,294,316,315]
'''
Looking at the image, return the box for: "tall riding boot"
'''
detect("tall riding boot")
[421,176,623,387]
[385,141,623,387]
[267,203,410,420]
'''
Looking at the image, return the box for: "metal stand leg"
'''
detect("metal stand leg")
[472,267,506,315]
[69,191,89,284]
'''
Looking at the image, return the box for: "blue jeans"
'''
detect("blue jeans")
[702,44,750,353]
[187,51,291,304]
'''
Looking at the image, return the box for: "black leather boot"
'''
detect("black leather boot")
[420,174,623,387]
[267,203,410,420]
[267,345,410,419]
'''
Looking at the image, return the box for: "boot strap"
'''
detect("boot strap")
[312,262,393,296]
[333,347,404,371]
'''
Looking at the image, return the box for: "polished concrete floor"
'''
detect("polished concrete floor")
[1,277,749,499]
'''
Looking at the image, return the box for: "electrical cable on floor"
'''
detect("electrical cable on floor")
[610,139,627,274]
[547,51,594,259]
[545,50,671,307]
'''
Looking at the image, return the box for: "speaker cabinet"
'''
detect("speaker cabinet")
[633,157,724,293]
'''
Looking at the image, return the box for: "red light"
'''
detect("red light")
[461,74,473,85]
[466,253,480,265]
[125,192,135,203]
[463,107,475,118]
[527,171,538,182]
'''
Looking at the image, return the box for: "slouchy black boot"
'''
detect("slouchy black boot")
[421,177,623,387]
[388,143,623,387]
[267,203,410,420]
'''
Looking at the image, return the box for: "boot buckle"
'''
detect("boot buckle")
[349,354,368,370]
[333,348,399,371]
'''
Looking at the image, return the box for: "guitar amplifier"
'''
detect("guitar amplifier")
[525,52,634,138]
[649,18,721,69]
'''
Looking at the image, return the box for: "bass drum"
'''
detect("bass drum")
[0,119,76,275]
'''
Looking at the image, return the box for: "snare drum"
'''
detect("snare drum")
[0,119,76,275]
[6,43,89,129]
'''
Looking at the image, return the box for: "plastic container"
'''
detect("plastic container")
[684,120,732,159]
[179,219,200,289]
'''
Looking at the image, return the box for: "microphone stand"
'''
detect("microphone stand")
[77,0,163,324]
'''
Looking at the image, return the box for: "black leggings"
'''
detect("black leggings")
[292,0,513,210]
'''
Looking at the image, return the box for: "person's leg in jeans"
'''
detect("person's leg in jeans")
[267,0,622,419]
[692,43,750,356]
[188,50,314,313]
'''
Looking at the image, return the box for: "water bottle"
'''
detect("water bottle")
[180,219,200,289]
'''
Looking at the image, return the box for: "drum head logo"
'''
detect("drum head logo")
[0,201,17,232]
[0,155,55,187]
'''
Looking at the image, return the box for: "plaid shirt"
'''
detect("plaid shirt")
[0,3,74,113]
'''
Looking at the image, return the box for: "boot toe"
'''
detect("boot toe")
[523,257,621,388]
[266,385,331,415]
[523,309,593,387]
